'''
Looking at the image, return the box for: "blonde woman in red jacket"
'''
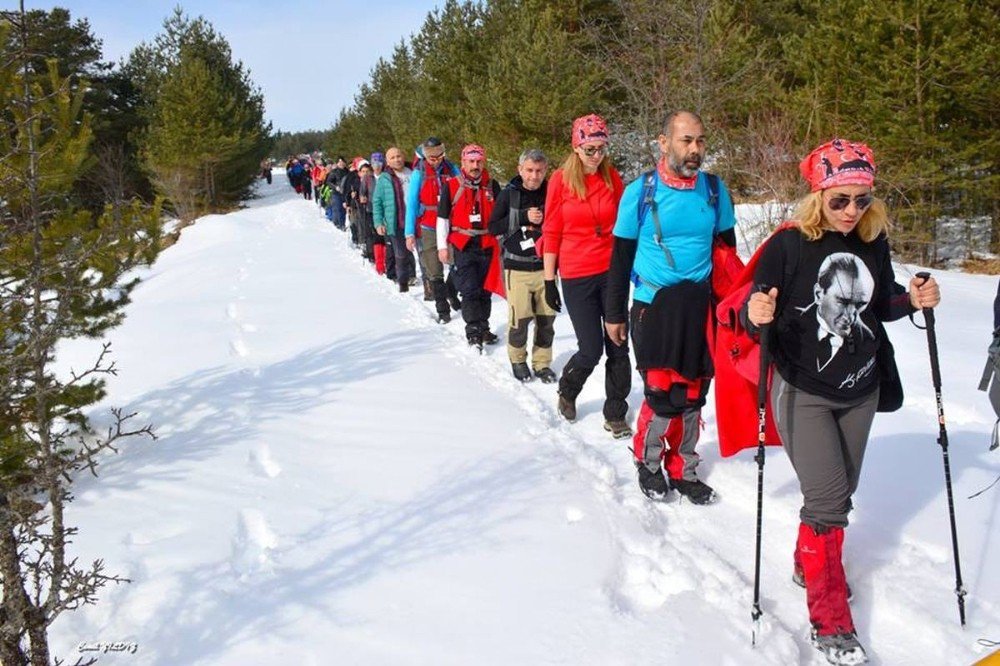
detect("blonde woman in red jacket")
[543,114,631,438]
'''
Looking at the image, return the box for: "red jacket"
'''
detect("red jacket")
[416,161,455,229]
[542,168,624,279]
[712,223,798,457]
[441,172,505,299]
[444,173,498,251]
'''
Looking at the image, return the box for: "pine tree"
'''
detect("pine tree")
[463,0,607,178]
[142,48,265,219]
[130,8,270,217]
[782,0,1000,261]
[0,6,160,663]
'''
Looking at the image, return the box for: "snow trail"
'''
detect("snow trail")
[47,178,1000,665]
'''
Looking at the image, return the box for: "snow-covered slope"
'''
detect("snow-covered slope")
[49,178,1000,665]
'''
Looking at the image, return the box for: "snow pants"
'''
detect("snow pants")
[390,234,416,288]
[771,370,879,529]
[504,269,555,370]
[452,245,493,339]
[559,272,630,421]
[632,373,703,481]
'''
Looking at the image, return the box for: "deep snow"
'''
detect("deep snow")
[48,177,1000,665]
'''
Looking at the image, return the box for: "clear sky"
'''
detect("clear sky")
[24,1,445,133]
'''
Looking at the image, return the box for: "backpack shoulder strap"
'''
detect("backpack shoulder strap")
[450,179,466,207]
[637,170,657,223]
[705,172,720,218]
[507,188,521,236]
[636,169,675,269]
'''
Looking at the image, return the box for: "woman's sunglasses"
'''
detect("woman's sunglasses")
[827,193,874,212]
[580,144,608,157]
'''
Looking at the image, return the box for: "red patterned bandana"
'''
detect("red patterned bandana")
[800,139,876,191]
[657,158,697,190]
[572,114,609,148]
[461,144,486,161]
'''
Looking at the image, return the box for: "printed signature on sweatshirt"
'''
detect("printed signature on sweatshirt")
[839,355,876,390]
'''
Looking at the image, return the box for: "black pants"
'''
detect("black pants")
[384,234,396,280]
[452,245,493,339]
[390,234,415,287]
[560,271,631,420]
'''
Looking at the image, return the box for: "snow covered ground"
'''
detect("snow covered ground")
[49,177,1000,665]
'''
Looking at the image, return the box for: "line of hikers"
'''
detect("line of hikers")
[282,112,946,666]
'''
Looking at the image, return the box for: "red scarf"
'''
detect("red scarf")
[657,158,698,190]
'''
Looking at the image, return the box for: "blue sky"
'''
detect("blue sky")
[24,1,445,132]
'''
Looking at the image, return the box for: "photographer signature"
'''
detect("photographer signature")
[77,641,138,655]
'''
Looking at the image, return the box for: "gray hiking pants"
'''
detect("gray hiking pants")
[771,371,879,529]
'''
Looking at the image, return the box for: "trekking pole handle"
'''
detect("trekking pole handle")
[915,271,935,326]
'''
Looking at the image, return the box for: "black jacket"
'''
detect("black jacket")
[325,167,349,194]
[487,175,548,271]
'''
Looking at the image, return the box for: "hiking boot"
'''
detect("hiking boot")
[423,279,433,301]
[557,394,577,422]
[794,565,854,602]
[481,330,499,345]
[399,282,409,293]
[637,465,671,501]
[810,630,868,665]
[670,478,718,505]
[437,311,451,324]
[534,367,557,384]
[467,333,482,347]
[603,419,633,439]
[512,362,532,382]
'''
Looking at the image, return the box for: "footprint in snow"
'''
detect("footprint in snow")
[248,445,282,479]
[231,508,278,579]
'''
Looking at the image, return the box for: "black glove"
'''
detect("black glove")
[544,279,562,313]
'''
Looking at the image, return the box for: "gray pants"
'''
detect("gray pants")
[771,371,879,529]
[417,226,444,282]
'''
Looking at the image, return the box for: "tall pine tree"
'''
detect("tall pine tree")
[0,6,160,663]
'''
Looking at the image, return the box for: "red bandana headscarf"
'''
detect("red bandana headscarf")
[799,139,876,191]
[571,114,609,148]
[461,144,486,161]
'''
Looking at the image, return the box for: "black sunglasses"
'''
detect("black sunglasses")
[827,193,874,211]
[580,144,608,157]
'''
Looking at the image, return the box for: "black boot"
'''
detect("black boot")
[446,273,462,311]
[637,464,671,501]
[512,362,532,382]
[431,279,450,323]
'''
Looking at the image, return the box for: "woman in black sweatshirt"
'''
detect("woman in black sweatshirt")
[745,139,940,666]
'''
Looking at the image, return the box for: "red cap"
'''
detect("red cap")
[571,114,609,148]
[799,139,876,192]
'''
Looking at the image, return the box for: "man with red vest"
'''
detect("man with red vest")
[405,137,460,323]
[436,144,503,346]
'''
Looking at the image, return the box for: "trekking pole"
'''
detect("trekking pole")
[915,270,967,627]
[751,321,770,646]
